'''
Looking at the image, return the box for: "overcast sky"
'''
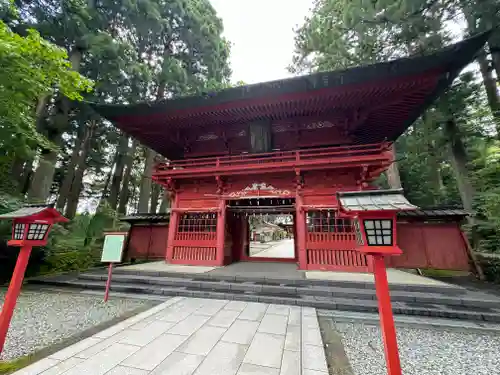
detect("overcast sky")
[209,0,314,84]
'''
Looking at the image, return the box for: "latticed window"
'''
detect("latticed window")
[363,219,393,246]
[14,223,26,240]
[26,223,49,240]
[306,210,352,233]
[178,213,217,232]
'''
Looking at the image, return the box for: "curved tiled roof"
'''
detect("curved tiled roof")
[91,32,490,159]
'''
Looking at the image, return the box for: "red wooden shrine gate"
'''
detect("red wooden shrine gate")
[97,33,488,274]
[122,208,473,273]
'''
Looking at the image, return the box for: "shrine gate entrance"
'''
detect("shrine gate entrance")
[227,197,298,264]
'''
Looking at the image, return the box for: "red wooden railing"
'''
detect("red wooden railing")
[306,233,357,250]
[155,143,390,177]
[305,209,369,272]
[306,249,369,271]
[172,247,217,261]
[175,232,217,241]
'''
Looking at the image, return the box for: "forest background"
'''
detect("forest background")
[1,0,499,281]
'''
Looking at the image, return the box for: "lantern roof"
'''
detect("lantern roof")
[337,189,417,212]
[90,31,491,159]
[0,204,68,223]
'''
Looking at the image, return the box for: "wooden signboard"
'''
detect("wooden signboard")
[101,232,127,302]
[101,233,126,263]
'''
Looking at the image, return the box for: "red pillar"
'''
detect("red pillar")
[295,194,307,269]
[166,193,179,262]
[372,254,402,375]
[0,246,32,353]
[216,199,226,266]
[292,213,298,260]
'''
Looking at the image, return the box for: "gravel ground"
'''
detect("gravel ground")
[0,288,156,361]
[334,322,500,375]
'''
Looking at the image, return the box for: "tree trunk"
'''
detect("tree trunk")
[118,139,138,215]
[385,145,402,189]
[150,184,161,214]
[108,135,128,210]
[99,158,116,206]
[20,157,34,195]
[56,134,85,211]
[476,49,500,134]
[137,148,155,213]
[27,49,82,202]
[11,157,25,188]
[422,114,445,203]
[159,192,171,213]
[462,6,500,135]
[65,122,95,218]
[64,171,83,219]
[27,150,59,202]
[443,119,475,212]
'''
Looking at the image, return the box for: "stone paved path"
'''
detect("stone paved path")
[13,297,328,375]
[251,239,295,258]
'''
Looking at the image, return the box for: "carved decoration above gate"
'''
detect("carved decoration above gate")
[228,182,292,198]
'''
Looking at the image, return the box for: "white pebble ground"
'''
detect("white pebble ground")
[335,322,500,375]
[0,289,155,360]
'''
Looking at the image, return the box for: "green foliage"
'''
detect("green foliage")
[0,20,93,155]
[0,354,34,374]
[38,246,100,275]
[291,0,500,261]
[0,190,126,280]
[477,254,500,283]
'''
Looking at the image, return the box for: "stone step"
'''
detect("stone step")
[75,272,500,309]
[89,267,466,295]
[29,277,500,323]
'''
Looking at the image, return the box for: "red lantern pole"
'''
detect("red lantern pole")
[0,245,32,353]
[372,254,402,375]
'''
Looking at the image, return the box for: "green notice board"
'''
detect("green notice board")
[101,233,126,263]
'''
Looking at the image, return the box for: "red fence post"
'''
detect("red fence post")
[295,195,307,269]
[216,199,226,266]
[0,245,32,353]
[166,193,179,262]
[372,254,402,375]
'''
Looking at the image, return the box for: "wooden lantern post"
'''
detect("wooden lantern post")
[0,205,68,354]
[337,189,418,375]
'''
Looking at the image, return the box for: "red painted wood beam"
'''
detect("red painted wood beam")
[153,157,391,180]
[170,207,220,213]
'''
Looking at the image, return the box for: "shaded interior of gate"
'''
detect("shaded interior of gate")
[227,198,297,263]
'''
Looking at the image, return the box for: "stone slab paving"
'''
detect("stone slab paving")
[250,239,295,259]
[13,297,328,375]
